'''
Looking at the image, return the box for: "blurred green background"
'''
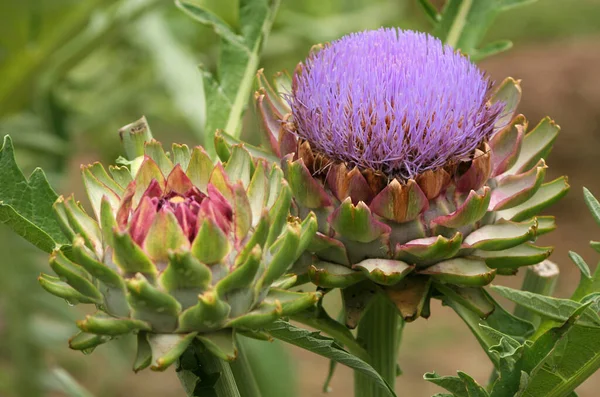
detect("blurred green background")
[1,0,600,396]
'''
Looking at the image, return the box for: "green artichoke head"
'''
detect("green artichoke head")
[41,118,320,370]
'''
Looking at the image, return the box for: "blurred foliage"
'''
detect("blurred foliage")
[1,0,600,396]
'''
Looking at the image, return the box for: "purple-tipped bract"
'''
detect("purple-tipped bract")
[289,28,503,180]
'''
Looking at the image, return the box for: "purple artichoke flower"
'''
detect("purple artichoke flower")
[257,28,568,325]
[289,28,503,180]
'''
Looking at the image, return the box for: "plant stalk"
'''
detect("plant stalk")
[230,337,262,397]
[177,341,241,397]
[354,294,402,397]
[489,260,560,388]
[514,260,559,326]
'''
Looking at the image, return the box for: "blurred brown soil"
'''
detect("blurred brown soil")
[83,36,600,397]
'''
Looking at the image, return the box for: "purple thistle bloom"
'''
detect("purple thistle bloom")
[289,28,504,180]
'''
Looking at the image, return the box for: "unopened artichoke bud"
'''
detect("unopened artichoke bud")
[256,28,568,326]
[41,123,320,370]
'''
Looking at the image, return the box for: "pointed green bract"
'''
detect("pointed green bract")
[308,261,364,288]
[420,258,496,287]
[109,165,134,188]
[77,313,151,335]
[463,219,538,251]
[145,140,174,177]
[38,274,99,305]
[497,177,570,222]
[396,232,463,264]
[69,332,110,352]
[473,243,553,269]
[330,199,390,243]
[160,250,212,303]
[148,332,198,371]
[263,224,300,286]
[61,196,102,254]
[197,329,237,361]
[508,117,560,175]
[133,333,153,372]
[178,291,231,333]
[216,245,261,298]
[225,145,254,188]
[431,188,491,229]
[354,258,414,286]
[126,273,182,332]
[192,218,231,264]
[286,158,332,208]
[49,249,102,303]
[187,146,213,192]
[112,229,157,280]
[144,209,190,263]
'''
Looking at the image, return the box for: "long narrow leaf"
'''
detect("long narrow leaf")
[264,320,397,397]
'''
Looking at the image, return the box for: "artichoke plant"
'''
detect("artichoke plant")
[39,118,320,370]
[256,28,569,325]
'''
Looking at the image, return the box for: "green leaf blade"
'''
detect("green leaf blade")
[264,320,397,397]
[0,136,67,252]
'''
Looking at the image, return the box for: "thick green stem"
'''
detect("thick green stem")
[489,260,559,387]
[177,342,241,397]
[354,294,402,397]
[514,260,559,326]
[230,337,262,397]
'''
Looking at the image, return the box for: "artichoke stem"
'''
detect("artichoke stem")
[354,294,402,397]
[177,341,241,397]
[230,336,262,397]
[514,260,559,326]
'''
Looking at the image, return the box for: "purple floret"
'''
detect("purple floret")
[288,28,504,180]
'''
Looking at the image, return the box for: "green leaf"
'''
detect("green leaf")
[176,0,281,155]
[290,305,370,362]
[424,372,468,397]
[264,320,397,397]
[520,303,600,397]
[444,289,534,367]
[569,251,591,279]
[133,12,206,142]
[433,0,537,58]
[491,285,600,327]
[583,187,600,228]
[0,135,67,252]
[457,371,489,397]
[44,368,95,397]
[417,0,441,24]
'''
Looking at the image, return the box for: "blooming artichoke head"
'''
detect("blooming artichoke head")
[256,28,569,325]
[41,118,320,369]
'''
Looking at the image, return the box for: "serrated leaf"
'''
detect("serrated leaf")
[424,372,468,397]
[492,285,600,327]
[0,135,67,252]
[520,302,600,397]
[444,289,534,367]
[264,320,396,397]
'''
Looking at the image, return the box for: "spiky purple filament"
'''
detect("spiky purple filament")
[289,28,504,180]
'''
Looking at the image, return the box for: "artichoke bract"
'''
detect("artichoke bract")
[256,28,569,325]
[40,118,319,370]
